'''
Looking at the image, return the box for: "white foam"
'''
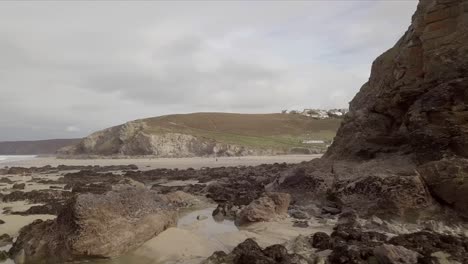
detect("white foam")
[0,155,37,164]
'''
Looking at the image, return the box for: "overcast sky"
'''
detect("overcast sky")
[0,0,418,141]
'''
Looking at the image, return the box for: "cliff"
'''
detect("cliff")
[311,0,468,218]
[0,139,81,155]
[60,113,341,157]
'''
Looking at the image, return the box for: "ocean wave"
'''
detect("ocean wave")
[0,155,37,163]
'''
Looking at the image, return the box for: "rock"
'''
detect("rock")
[284,235,316,259]
[370,216,383,226]
[318,0,468,217]
[322,206,341,215]
[58,118,271,157]
[203,238,310,264]
[197,215,208,221]
[11,202,64,216]
[0,177,14,184]
[0,234,13,247]
[418,158,468,218]
[237,192,290,225]
[431,251,462,264]
[389,231,468,263]
[0,219,4,224]
[9,187,178,263]
[373,244,420,264]
[0,251,8,262]
[12,183,25,190]
[310,232,331,251]
[289,209,310,219]
[326,0,468,162]
[293,221,309,228]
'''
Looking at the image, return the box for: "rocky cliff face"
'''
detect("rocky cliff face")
[60,120,270,157]
[326,0,468,162]
[316,0,468,218]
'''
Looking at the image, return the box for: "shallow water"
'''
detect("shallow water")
[0,155,37,164]
[80,207,238,264]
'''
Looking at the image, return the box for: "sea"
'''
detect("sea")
[0,155,37,164]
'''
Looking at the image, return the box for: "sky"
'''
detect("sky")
[0,0,418,141]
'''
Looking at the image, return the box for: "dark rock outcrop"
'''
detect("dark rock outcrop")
[326,0,468,162]
[202,239,310,264]
[12,183,25,190]
[310,0,468,218]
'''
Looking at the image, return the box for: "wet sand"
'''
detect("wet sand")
[1,201,56,236]
[0,155,320,170]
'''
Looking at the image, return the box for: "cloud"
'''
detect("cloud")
[0,0,418,140]
[65,126,80,132]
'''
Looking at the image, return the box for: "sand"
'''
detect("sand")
[0,155,320,170]
[0,201,56,236]
[82,207,335,264]
[0,155,326,264]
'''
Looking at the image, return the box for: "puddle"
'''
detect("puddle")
[159,180,200,187]
[0,174,65,194]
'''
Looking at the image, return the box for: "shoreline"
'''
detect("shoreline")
[0,154,321,170]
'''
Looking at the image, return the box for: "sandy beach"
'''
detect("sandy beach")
[0,155,321,170]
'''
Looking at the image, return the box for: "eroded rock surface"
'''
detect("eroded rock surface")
[238,192,291,225]
[9,187,178,263]
[58,120,273,157]
[310,0,468,218]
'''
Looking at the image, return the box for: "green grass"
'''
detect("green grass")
[142,113,340,151]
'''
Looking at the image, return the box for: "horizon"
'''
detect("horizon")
[0,0,418,141]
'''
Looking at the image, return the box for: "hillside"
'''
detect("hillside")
[60,113,342,157]
[0,139,81,155]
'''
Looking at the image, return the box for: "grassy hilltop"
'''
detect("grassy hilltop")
[141,112,341,153]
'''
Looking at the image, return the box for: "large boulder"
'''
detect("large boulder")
[9,187,178,263]
[418,158,468,218]
[238,192,291,225]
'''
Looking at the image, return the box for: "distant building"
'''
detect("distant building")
[282,108,348,119]
[302,140,325,144]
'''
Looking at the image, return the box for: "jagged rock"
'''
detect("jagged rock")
[9,187,178,263]
[0,177,14,184]
[322,206,341,215]
[418,158,468,218]
[326,0,468,162]
[12,183,25,190]
[310,232,331,251]
[0,234,13,247]
[289,209,310,219]
[0,251,8,262]
[319,0,468,217]
[373,244,420,264]
[389,231,468,263]
[203,238,311,264]
[293,221,309,228]
[0,219,4,224]
[237,192,290,225]
[1,190,73,204]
